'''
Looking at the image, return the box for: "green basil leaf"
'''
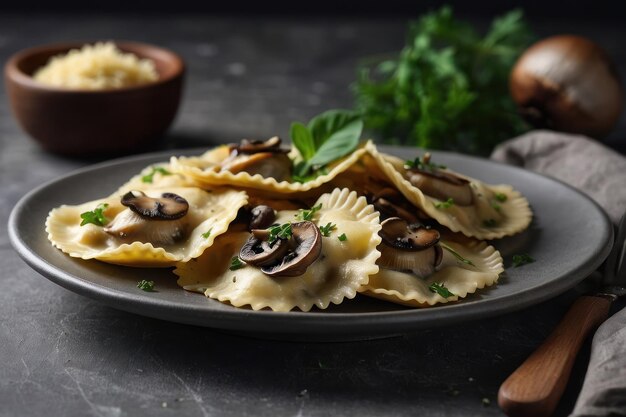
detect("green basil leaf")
[290,122,316,161]
[307,119,363,167]
[292,160,311,179]
[291,166,328,183]
[307,109,361,148]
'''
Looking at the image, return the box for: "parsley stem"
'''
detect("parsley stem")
[439,242,475,266]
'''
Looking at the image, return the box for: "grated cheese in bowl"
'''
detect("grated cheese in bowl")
[33,42,159,90]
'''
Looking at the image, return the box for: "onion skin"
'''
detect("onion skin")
[510,35,623,138]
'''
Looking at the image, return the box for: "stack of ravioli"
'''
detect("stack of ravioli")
[46,138,532,312]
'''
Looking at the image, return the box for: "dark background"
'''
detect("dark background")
[0,0,625,20]
[4,0,624,148]
[2,0,625,19]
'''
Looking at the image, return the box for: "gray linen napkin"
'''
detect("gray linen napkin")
[491,130,626,417]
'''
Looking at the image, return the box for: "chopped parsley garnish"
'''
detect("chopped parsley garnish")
[483,219,498,227]
[137,280,155,291]
[141,166,171,183]
[494,192,508,202]
[429,282,455,298]
[338,233,348,241]
[319,222,337,237]
[405,153,446,171]
[491,202,501,212]
[295,204,322,221]
[268,223,293,244]
[512,253,535,267]
[440,242,475,266]
[434,197,455,209]
[80,203,109,227]
[229,256,245,271]
[201,228,213,239]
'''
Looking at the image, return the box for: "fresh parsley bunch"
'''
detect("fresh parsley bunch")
[354,7,533,155]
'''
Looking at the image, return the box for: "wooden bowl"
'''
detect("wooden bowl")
[4,41,185,156]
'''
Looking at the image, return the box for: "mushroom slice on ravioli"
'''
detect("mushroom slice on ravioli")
[174,188,381,312]
[361,221,504,307]
[365,142,532,240]
[169,137,369,196]
[46,187,248,267]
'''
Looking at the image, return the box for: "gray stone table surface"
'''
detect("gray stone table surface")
[1,14,625,417]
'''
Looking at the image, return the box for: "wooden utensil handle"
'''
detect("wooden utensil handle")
[498,295,612,417]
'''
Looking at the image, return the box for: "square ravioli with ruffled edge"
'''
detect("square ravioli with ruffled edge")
[174,188,382,312]
[360,217,504,307]
[46,187,248,267]
[168,137,370,197]
[365,142,532,240]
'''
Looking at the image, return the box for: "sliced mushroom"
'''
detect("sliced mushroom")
[377,217,442,277]
[374,198,419,223]
[220,152,292,181]
[262,222,322,277]
[104,191,189,245]
[230,136,286,155]
[249,205,276,230]
[405,155,473,206]
[379,217,440,250]
[120,190,189,220]
[239,221,322,277]
[370,187,420,223]
[407,171,473,206]
[239,235,289,267]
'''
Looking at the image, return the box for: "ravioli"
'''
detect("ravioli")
[114,162,203,195]
[361,236,504,307]
[365,143,532,240]
[46,187,248,267]
[45,126,533,313]
[174,188,382,311]
[169,141,370,196]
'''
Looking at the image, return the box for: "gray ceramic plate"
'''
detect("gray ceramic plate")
[8,146,613,340]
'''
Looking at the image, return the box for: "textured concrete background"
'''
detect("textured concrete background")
[1,14,625,417]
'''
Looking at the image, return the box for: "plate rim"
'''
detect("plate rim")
[8,146,614,336]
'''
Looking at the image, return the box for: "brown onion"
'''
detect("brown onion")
[510,35,623,138]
